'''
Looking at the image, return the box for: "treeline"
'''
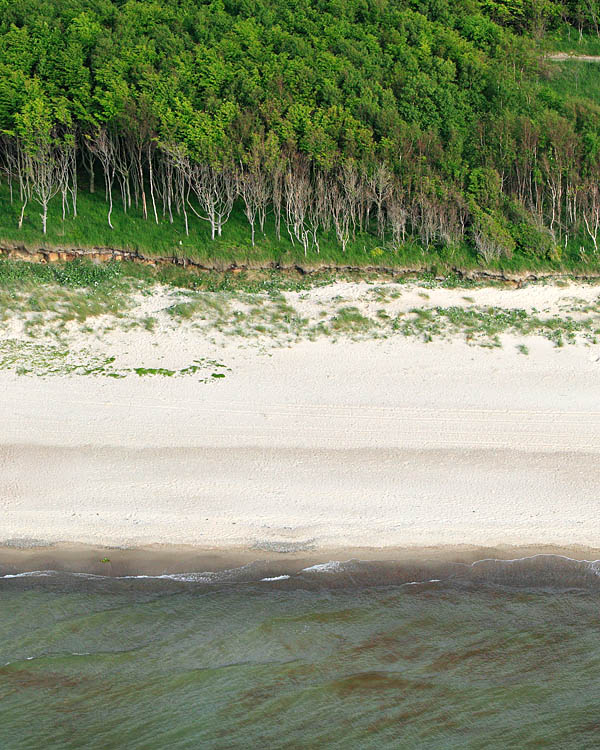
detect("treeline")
[1,0,600,261]
[0,131,473,253]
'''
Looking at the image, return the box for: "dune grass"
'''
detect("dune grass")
[391,304,600,348]
[1,255,600,379]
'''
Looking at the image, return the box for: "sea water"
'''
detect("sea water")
[1,555,600,749]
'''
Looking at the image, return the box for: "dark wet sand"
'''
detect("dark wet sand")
[1,541,599,577]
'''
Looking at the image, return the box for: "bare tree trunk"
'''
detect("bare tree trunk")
[273,167,283,241]
[18,193,28,230]
[0,136,20,205]
[71,154,78,218]
[161,144,190,235]
[341,163,360,238]
[367,163,393,238]
[57,142,76,222]
[284,158,313,254]
[23,131,66,235]
[1,137,30,229]
[137,149,147,219]
[583,183,600,252]
[148,143,158,223]
[87,130,116,229]
[238,161,271,246]
[328,179,351,252]
[387,188,407,246]
[187,163,236,239]
[82,145,95,193]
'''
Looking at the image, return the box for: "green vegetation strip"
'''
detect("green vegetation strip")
[390,305,600,348]
[0,341,230,380]
[2,261,599,372]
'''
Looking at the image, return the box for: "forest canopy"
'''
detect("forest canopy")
[1,0,600,265]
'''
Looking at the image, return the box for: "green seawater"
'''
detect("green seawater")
[1,556,600,749]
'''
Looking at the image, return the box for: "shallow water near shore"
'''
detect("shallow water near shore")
[2,555,600,749]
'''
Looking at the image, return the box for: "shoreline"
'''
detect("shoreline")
[1,541,600,578]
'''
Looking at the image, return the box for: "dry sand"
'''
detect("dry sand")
[1,280,600,564]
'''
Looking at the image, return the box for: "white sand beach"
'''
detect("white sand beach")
[1,280,600,555]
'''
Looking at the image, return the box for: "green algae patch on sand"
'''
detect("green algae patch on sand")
[0,341,231,382]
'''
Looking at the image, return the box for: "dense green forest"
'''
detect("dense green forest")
[1,0,600,268]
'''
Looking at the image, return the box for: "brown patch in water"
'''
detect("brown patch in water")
[265,609,360,627]
[351,632,428,664]
[0,667,85,690]
[331,671,431,697]
[366,704,433,732]
[428,646,491,671]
